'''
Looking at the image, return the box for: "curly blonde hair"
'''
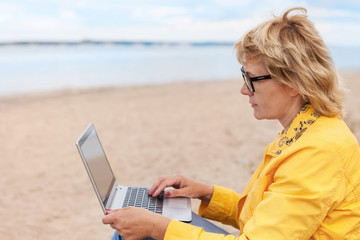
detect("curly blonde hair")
[234,7,344,118]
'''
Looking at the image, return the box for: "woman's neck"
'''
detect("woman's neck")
[280,101,306,133]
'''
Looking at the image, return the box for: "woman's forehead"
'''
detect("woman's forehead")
[243,61,268,75]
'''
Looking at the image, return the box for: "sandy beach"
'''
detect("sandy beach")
[0,70,359,239]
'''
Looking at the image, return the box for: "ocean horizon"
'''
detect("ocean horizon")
[1,43,359,96]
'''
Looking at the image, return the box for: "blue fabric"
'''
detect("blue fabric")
[111,231,123,240]
[111,232,121,240]
[111,231,154,240]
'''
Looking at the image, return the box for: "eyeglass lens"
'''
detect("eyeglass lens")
[241,67,254,92]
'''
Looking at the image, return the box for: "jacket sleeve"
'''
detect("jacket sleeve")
[199,185,242,228]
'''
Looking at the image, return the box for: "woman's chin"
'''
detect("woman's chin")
[253,110,269,121]
[253,111,263,120]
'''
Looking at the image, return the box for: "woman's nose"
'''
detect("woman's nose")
[240,83,252,96]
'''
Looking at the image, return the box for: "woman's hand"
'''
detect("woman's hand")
[102,207,171,240]
[148,175,214,204]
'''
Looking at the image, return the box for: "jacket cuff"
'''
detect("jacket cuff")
[164,220,203,240]
[198,185,241,228]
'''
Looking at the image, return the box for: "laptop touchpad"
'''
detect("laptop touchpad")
[168,198,188,208]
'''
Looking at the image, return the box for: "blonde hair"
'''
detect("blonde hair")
[234,7,344,118]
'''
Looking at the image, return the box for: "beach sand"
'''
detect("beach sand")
[0,70,359,239]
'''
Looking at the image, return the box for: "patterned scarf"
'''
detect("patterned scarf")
[272,104,320,156]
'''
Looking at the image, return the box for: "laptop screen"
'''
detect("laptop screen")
[77,124,115,207]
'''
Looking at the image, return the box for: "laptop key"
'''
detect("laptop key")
[122,187,163,214]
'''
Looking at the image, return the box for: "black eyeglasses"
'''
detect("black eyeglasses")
[241,66,272,93]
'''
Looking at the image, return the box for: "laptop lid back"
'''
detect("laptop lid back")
[76,123,116,214]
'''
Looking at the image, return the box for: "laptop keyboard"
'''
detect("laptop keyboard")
[122,187,163,214]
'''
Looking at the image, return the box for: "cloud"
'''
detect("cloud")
[306,7,360,46]
[83,16,267,42]
[60,10,78,20]
[316,21,360,46]
[310,7,360,20]
[129,5,188,20]
[0,0,359,46]
[215,0,251,6]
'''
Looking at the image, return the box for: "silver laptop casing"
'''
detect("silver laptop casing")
[76,123,192,222]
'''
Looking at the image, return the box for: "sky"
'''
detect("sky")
[1,0,360,46]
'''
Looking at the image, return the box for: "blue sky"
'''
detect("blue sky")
[1,0,360,46]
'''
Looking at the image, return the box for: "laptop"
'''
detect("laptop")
[75,123,192,222]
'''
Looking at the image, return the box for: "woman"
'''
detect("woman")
[103,7,360,240]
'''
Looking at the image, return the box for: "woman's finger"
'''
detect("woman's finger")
[148,176,167,195]
[102,208,124,225]
[151,178,173,197]
[150,175,183,197]
[102,213,115,225]
[164,187,190,198]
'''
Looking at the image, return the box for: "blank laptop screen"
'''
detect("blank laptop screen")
[78,125,115,206]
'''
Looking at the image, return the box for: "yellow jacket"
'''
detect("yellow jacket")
[164,105,360,240]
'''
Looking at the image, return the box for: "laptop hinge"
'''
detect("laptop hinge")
[106,181,118,209]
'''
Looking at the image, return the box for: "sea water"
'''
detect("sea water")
[0,44,359,96]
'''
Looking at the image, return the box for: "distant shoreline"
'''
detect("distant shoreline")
[1,68,358,98]
[0,40,235,47]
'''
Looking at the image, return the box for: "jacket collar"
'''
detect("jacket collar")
[270,104,319,156]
